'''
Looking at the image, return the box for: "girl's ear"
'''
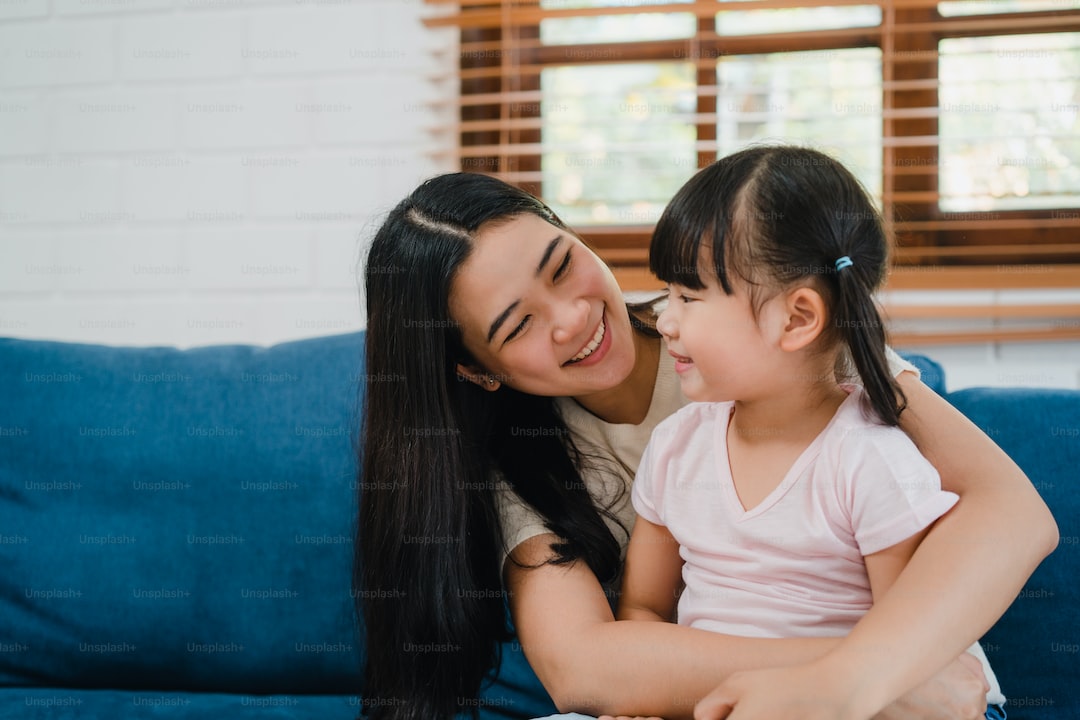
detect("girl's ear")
[777,286,828,352]
[455,363,502,391]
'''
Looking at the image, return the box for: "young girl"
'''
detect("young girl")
[617,145,1007,719]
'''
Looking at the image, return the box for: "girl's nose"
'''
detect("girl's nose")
[552,297,590,345]
[656,303,678,339]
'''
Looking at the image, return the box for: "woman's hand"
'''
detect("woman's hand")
[692,662,856,720]
[693,653,989,720]
[872,654,989,720]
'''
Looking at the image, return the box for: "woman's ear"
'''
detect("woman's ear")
[455,363,502,391]
[777,286,828,352]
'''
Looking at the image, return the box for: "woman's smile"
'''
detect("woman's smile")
[564,314,609,366]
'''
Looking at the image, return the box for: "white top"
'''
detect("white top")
[495,344,688,561]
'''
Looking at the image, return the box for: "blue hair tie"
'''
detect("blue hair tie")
[835,256,853,271]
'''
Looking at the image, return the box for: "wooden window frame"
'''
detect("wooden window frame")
[432,1,1080,296]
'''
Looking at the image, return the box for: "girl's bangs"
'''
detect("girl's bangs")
[649,203,717,290]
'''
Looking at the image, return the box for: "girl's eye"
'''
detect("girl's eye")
[505,315,531,343]
[553,250,572,281]
[665,284,693,303]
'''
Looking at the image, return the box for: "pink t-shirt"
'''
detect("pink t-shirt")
[632,387,960,639]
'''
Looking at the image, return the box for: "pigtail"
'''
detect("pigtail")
[831,258,907,426]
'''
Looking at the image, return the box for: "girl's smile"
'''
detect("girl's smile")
[669,348,694,374]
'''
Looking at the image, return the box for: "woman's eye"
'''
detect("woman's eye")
[679,294,696,304]
[505,315,531,342]
[553,250,572,281]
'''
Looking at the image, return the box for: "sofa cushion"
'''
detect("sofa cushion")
[0,685,553,720]
[0,689,361,720]
[0,333,365,694]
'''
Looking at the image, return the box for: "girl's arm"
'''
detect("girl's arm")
[864,527,932,603]
[695,374,1058,720]
[617,517,683,623]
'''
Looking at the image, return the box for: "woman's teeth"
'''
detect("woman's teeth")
[569,318,605,363]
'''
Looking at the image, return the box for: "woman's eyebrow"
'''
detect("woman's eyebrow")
[534,236,562,276]
[486,236,563,344]
[487,300,520,344]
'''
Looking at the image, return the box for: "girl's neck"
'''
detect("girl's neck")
[572,329,661,426]
[730,362,849,447]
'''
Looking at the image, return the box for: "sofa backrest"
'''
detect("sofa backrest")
[0,333,366,694]
[946,386,1080,713]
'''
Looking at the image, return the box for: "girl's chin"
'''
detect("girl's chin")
[677,376,710,402]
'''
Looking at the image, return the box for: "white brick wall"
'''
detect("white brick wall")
[0,0,456,348]
[0,1,1076,391]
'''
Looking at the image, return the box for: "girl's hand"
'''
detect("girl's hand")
[693,654,989,720]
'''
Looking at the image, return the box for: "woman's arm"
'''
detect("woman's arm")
[506,533,835,720]
[617,517,683,623]
[827,373,1058,716]
[695,374,1058,720]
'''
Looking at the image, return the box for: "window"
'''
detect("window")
[426,0,1080,291]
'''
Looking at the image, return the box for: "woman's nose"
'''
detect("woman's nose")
[552,297,590,345]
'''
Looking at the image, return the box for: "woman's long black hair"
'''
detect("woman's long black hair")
[650,145,906,425]
[356,173,633,719]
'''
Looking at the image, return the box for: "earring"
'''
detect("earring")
[487,376,496,386]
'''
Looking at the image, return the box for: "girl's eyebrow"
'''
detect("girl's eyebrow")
[486,236,563,344]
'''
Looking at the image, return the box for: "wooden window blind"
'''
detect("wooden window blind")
[423,0,1080,297]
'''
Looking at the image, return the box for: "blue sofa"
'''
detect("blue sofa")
[0,332,1076,719]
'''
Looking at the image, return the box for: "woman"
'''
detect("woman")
[356,171,1057,720]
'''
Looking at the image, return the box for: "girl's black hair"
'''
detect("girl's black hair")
[650,144,906,425]
[357,172,635,720]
